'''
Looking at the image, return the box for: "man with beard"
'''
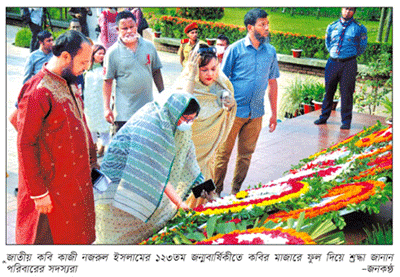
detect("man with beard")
[16,30,98,244]
[213,8,280,196]
[103,11,164,134]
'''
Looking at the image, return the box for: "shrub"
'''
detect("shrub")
[354,52,392,115]
[154,15,392,65]
[158,15,246,44]
[176,7,224,21]
[14,28,66,49]
[14,28,31,48]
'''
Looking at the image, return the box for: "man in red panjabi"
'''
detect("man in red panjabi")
[16,30,98,244]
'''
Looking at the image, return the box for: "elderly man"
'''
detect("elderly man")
[103,11,164,134]
[16,30,98,244]
[213,8,280,196]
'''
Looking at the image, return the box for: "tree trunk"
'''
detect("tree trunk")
[384,8,392,43]
[376,7,387,42]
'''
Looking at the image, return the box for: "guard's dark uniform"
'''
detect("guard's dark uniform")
[316,17,367,128]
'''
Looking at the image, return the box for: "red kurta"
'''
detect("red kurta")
[16,66,97,244]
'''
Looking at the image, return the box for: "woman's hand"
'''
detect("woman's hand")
[178,201,190,211]
[222,92,235,111]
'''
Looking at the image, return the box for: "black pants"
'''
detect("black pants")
[319,57,358,125]
[29,22,42,52]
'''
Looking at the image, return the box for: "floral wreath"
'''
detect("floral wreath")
[264,180,385,224]
[193,181,310,216]
[196,227,316,245]
[354,127,392,148]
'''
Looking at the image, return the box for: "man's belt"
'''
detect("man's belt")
[330,56,357,62]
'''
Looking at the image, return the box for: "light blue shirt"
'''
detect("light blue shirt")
[221,35,280,119]
[326,18,368,59]
[22,49,53,84]
[29,8,43,26]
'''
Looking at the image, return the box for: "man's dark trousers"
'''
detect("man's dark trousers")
[319,57,358,126]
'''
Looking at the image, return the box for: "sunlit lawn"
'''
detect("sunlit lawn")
[143,7,390,43]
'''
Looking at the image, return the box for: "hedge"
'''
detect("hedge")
[176,7,224,21]
[156,16,392,65]
[14,28,67,49]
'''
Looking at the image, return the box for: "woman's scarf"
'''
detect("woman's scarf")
[174,63,237,179]
[97,92,204,222]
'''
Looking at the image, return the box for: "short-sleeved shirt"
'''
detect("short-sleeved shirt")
[325,18,368,59]
[221,35,280,119]
[103,37,163,121]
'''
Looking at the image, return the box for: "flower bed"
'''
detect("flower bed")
[152,15,391,63]
[196,227,316,245]
[141,122,392,245]
[193,181,310,216]
[265,180,386,223]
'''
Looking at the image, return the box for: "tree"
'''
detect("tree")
[384,7,392,43]
[376,8,386,42]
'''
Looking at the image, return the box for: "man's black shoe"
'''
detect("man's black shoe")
[314,118,327,125]
[340,124,351,130]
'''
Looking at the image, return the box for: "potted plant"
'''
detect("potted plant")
[291,40,304,58]
[206,38,216,45]
[279,77,306,119]
[309,81,326,111]
[153,19,162,38]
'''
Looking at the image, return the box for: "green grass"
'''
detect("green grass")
[142,7,391,43]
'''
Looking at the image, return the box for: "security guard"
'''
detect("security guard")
[177,22,206,68]
[314,7,367,129]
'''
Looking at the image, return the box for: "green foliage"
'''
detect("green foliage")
[270,7,382,21]
[14,27,66,49]
[354,52,392,115]
[362,223,392,245]
[176,7,224,21]
[279,77,326,119]
[155,14,391,64]
[14,27,31,48]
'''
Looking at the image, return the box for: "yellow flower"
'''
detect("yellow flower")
[235,191,249,199]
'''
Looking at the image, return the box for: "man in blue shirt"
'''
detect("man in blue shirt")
[314,7,367,129]
[10,30,54,132]
[213,8,280,196]
[22,30,54,84]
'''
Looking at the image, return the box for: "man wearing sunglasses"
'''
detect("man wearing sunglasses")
[213,8,279,196]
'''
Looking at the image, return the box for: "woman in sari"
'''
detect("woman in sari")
[94,92,204,244]
[174,44,237,208]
